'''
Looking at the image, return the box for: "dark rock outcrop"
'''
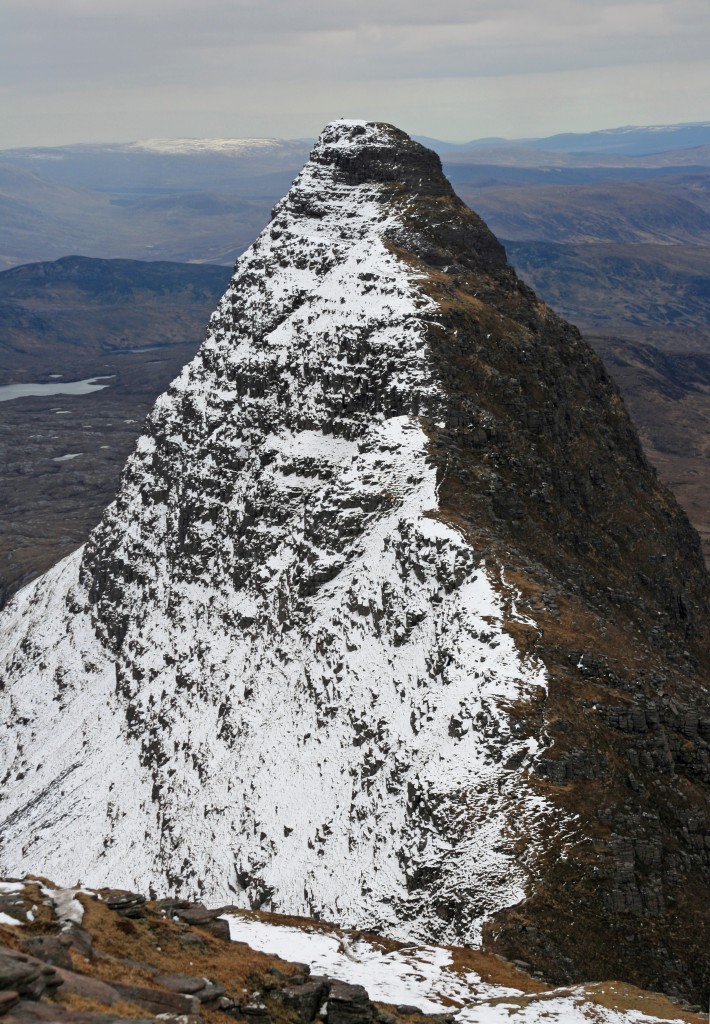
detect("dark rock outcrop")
[326,981,373,1024]
[279,977,330,1021]
[0,951,61,1001]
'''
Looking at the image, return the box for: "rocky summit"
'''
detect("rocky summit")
[1,121,709,1006]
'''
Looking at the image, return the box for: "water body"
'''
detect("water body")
[0,376,114,403]
[114,345,163,354]
[52,453,83,462]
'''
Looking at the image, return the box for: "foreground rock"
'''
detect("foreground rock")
[0,878,704,1023]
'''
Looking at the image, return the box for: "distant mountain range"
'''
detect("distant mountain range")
[0,137,311,194]
[2,120,710,274]
[514,121,710,155]
[417,120,710,157]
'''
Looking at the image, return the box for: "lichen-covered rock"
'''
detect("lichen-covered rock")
[109,981,200,1016]
[20,938,72,972]
[101,891,146,918]
[154,975,207,995]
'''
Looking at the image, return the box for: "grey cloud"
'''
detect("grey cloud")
[2,0,710,145]
[6,0,710,45]
[5,0,708,76]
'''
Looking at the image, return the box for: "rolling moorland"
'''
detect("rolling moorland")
[0,256,230,605]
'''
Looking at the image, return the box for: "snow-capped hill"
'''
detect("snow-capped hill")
[529,120,710,154]
[127,137,295,155]
[2,120,710,1003]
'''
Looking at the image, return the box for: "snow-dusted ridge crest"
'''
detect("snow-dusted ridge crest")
[0,120,559,944]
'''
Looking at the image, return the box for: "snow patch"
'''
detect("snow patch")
[223,916,514,1011]
[42,886,86,926]
[129,137,289,155]
[221,917,686,1024]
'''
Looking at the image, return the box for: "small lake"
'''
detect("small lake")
[0,376,114,403]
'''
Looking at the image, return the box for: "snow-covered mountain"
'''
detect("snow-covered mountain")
[1,120,710,1002]
[127,137,289,154]
[0,120,554,942]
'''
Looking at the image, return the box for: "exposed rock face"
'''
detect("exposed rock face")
[1,120,710,1003]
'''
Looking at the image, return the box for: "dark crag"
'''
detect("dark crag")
[366,126,710,1004]
[309,120,710,1003]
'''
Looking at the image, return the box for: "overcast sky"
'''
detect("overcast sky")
[2,0,709,147]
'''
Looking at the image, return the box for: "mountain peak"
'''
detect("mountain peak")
[2,121,710,1005]
[309,119,452,195]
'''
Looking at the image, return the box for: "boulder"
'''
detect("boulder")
[52,968,120,1005]
[203,918,231,942]
[280,978,330,1021]
[154,974,207,995]
[110,980,200,1016]
[327,981,373,1024]
[6,1002,155,1023]
[0,990,19,1017]
[242,1003,272,1024]
[0,949,62,1000]
[63,926,94,960]
[101,891,146,918]
[22,936,73,971]
[195,979,227,1005]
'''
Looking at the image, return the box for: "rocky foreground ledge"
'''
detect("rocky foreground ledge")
[0,879,704,1024]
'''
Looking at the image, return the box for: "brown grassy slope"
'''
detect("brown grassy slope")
[504,241,710,351]
[0,880,705,1024]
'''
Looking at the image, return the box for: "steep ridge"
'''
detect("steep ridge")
[1,121,709,1005]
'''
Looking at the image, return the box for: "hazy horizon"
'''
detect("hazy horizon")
[3,0,710,149]
[2,116,710,153]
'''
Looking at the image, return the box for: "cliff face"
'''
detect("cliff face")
[1,121,709,1004]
